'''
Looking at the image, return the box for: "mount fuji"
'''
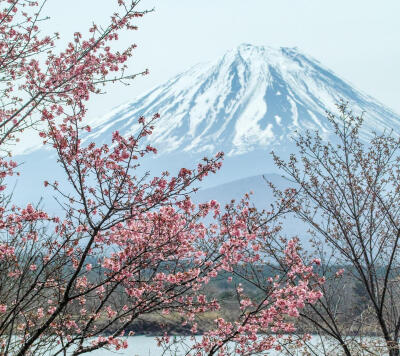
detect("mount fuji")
[13,44,400,206]
[88,44,399,154]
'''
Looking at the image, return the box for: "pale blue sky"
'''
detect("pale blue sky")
[45,0,400,117]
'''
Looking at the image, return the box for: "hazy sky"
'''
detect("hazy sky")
[44,0,400,117]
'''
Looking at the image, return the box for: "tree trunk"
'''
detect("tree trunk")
[387,339,399,356]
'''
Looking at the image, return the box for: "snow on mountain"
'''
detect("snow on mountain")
[86,43,400,159]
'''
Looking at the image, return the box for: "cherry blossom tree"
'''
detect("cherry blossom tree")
[157,197,323,356]
[271,103,400,356]
[0,1,322,355]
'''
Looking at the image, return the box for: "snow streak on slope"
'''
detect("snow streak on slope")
[86,44,400,157]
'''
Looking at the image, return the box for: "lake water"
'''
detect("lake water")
[85,335,388,356]
[86,335,293,355]
[83,335,339,355]
[88,336,163,356]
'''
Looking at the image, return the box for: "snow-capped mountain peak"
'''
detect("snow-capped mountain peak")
[86,43,400,158]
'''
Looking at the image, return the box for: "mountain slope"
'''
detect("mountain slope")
[193,173,307,242]
[11,44,400,207]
